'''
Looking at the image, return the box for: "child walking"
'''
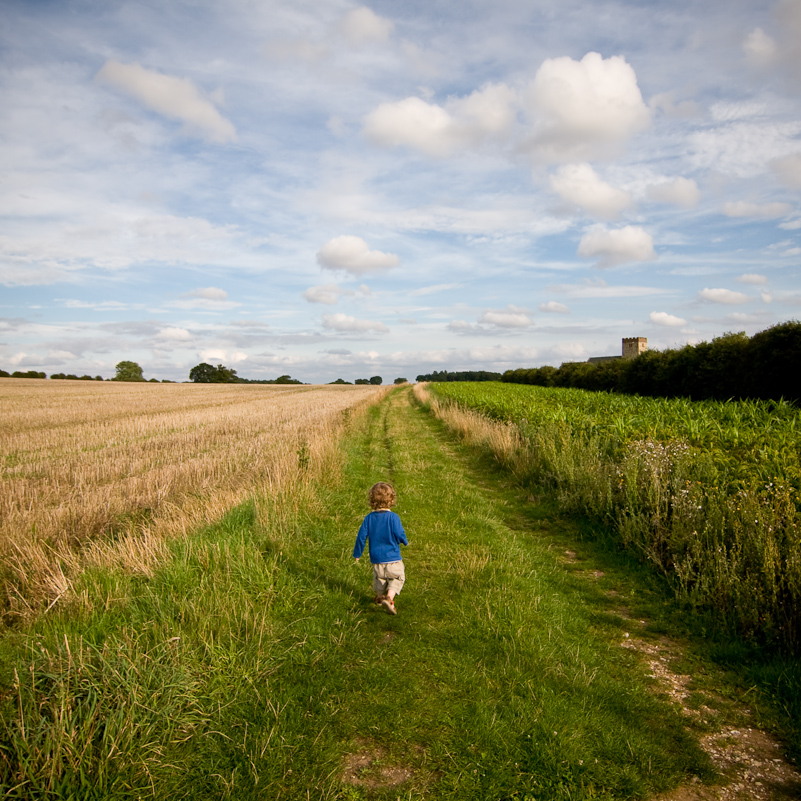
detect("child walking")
[353,482,407,615]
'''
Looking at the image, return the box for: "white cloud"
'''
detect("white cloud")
[698,288,751,305]
[321,313,388,333]
[157,327,192,341]
[478,305,532,328]
[649,311,686,327]
[737,273,768,285]
[771,153,801,189]
[549,163,632,220]
[188,287,228,301]
[525,52,651,163]
[723,201,793,218]
[303,284,345,305]
[200,349,248,363]
[339,7,394,45]
[780,218,801,230]
[577,225,656,267]
[363,83,517,158]
[316,236,399,275]
[646,177,700,208]
[95,61,236,143]
[743,28,778,68]
[169,287,240,310]
[538,301,570,314]
[364,97,456,157]
[551,279,667,299]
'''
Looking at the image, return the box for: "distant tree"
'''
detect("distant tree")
[369,376,383,385]
[189,363,239,383]
[0,369,9,377]
[12,370,46,379]
[274,374,302,384]
[394,377,408,384]
[113,361,145,382]
[329,378,352,384]
[354,378,369,385]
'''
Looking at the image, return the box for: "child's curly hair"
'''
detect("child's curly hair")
[369,482,396,510]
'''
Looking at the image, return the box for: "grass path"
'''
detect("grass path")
[4,388,796,799]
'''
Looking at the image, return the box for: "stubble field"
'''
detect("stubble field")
[0,379,388,622]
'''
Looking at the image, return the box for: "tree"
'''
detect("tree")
[369,376,383,385]
[394,377,408,384]
[113,361,145,382]
[354,378,369,385]
[189,363,238,383]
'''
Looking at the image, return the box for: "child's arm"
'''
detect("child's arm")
[353,517,369,560]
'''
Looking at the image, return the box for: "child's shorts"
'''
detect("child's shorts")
[372,561,405,597]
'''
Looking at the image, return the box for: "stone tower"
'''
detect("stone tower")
[622,337,647,359]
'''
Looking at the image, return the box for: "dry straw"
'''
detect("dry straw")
[0,379,389,620]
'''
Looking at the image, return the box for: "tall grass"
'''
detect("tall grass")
[0,379,389,622]
[418,382,801,653]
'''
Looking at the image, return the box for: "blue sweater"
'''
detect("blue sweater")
[353,509,407,564]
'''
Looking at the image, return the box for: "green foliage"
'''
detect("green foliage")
[394,377,408,384]
[503,321,801,406]
[112,361,145,382]
[188,362,239,383]
[417,369,503,382]
[368,375,383,385]
[329,378,353,384]
[10,370,46,379]
[354,378,369,385]
[430,381,801,654]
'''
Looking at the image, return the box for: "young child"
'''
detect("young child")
[353,482,407,615]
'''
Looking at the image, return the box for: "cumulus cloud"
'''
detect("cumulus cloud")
[478,305,533,328]
[200,349,247,363]
[363,83,517,157]
[743,28,778,68]
[95,61,236,143]
[188,287,228,301]
[737,273,768,285]
[771,153,801,188]
[339,6,394,45]
[649,311,686,327]
[744,1,801,79]
[538,301,570,314]
[549,163,632,219]
[524,52,651,163]
[723,201,793,218]
[646,177,701,208]
[698,288,751,305]
[157,327,192,340]
[321,313,388,333]
[303,284,345,305]
[577,225,656,267]
[316,236,399,275]
[169,287,240,310]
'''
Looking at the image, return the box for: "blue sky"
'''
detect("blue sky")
[2,0,800,383]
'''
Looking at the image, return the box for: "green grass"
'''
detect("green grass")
[3,387,788,798]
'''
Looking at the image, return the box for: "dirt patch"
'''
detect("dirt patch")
[341,740,416,789]
[621,636,801,800]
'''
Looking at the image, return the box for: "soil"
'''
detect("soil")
[620,616,801,800]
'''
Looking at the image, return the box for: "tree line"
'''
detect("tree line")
[502,321,801,405]
[415,369,503,383]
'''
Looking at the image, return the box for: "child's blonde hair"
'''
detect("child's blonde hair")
[369,482,396,510]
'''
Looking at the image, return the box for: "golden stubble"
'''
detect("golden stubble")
[0,379,390,620]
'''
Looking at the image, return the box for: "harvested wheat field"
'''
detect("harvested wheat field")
[0,378,388,621]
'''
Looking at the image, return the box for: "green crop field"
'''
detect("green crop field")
[426,381,801,654]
